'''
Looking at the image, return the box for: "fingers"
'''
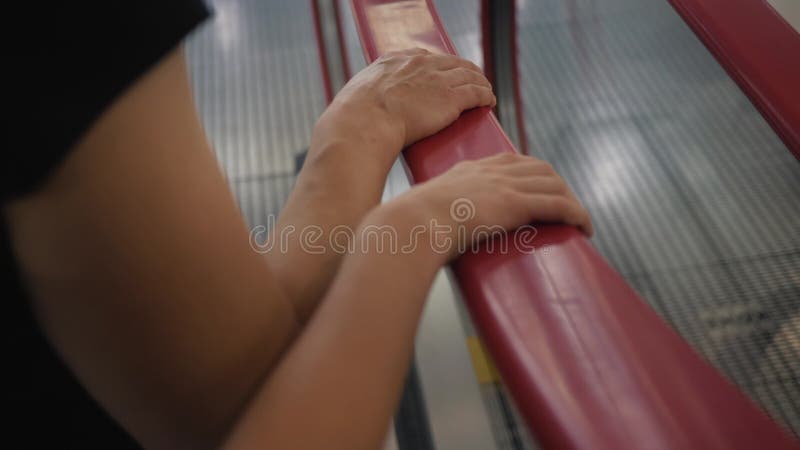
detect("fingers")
[480,152,525,165]
[508,176,569,196]
[451,84,496,110]
[523,193,594,236]
[476,153,593,236]
[396,47,432,56]
[428,54,484,74]
[379,48,433,72]
[382,47,431,60]
[484,154,556,175]
[381,49,495,111]
[442,67,492,88]
[388,50,485,77]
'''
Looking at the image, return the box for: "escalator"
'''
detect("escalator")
[186,0,799,448]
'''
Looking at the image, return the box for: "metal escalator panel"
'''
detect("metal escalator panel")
[186,0,327,228]
[511,0,800,439]
[667,0,800,158]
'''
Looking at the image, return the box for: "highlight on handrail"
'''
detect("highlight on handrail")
[350,0,798,448]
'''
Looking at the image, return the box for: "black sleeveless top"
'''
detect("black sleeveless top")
[5,2,209,447]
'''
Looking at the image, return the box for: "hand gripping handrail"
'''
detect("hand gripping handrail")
[350,0,798,448]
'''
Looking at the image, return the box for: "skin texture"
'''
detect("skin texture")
[271,47,499,321]
[4,46,591,449]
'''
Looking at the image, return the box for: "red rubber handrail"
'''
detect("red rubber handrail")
[667,0,800,159]
[350,0,798,448]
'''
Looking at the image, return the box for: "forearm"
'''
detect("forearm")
[226,200,445,450]
[263,48,496,323]
[6,47,306,449]
[265,106,403,322]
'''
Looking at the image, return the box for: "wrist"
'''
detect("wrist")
[365,197,454,267]
[310,102,404,169]
[297,136,390,209]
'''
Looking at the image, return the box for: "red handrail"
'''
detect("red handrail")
[350,0,798,448]
[667,0,800,159]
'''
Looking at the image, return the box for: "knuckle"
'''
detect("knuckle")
[443,67,464,84]
[537,161,556,174]
[407,54,428,67]
[572,207,589,227]
[469,73,490,88]
[383,81,411,101]
[383,83,400,98]
[379,52,403,64]
[463,58,482,71]
[486,172,506,185]
[499,152,518,161]
[551,176,569,194]
[547,196,571,214]
[423,71,440,83]
[466,158,484,169]
[458,64,479,78]
[583,209,593,226]
[466,85,489,102]
[454,66,472,77]
[453,55,475,67]
[497,186,520,204]
[454,159,476,171]
[440,54,461,64]
[472,156,495,167]
[490,152,518,165]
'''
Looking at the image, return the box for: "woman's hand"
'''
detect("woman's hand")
[226,158,589,450]
[272,49,495,321]
[225,159,590,450]
[387,152,593,260]
[311,48,496,169]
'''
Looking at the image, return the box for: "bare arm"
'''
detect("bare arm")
[226,203,446,450]
[268,48,497,321]
[5,48,299,448]
[4,46,496,447]
[226,153,593,450]
[4,43,589,449]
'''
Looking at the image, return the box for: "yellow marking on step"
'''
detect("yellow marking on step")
[467,336,501,384]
